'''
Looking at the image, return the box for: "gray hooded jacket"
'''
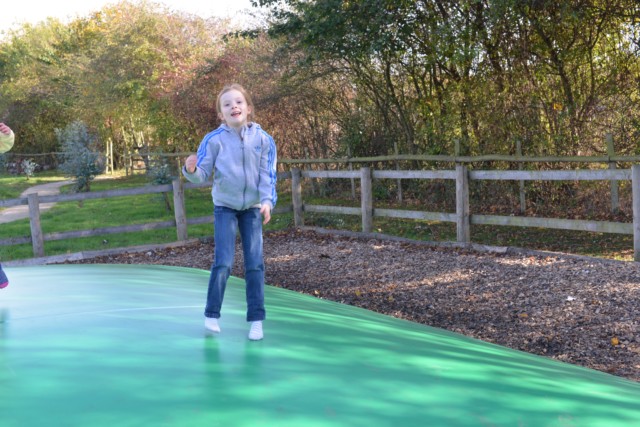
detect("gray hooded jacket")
[182,123,277,211]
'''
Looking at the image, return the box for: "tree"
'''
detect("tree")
[256,0,640,159]
[57,121,104,192]
[0,20,78,155]
[0,1,228,167]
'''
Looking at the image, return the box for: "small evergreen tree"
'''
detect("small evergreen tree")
[20,159,38,180]
[147,157,176,211]
[57,121,104,192]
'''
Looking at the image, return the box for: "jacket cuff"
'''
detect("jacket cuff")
[182,165,200,181]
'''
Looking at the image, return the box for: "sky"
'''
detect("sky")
[1,0,259,31]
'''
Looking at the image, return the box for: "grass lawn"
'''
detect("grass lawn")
[0,171,294,261]
[0,171,71,200]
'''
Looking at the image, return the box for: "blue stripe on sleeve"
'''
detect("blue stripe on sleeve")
[196,128,224,168]
[264,131,278,208]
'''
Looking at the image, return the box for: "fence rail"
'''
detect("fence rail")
[291,165,640,261]
[0,177,292,259]
[1,166,640,261]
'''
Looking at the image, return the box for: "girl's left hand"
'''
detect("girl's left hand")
[260,204,271,225]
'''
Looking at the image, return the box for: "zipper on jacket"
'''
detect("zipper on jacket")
[240,131,248,209]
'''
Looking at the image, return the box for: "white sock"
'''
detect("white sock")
[248,321,263,341]
[204,317,221,333]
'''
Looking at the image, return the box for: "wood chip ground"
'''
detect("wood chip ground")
[66,227,640,383]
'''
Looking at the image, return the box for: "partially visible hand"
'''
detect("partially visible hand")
[260,204,271,225]
[0,123,12,135]
[185,154,197,173]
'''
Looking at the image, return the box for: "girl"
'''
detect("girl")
[0,122,15,289]
[183,84,277,341]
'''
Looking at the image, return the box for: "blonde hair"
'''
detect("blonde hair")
[216,84,255,122]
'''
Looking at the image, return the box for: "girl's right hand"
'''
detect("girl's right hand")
[185,154,197,173]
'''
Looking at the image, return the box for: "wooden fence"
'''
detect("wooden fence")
[292,165,640,260]
[2,165,640,261]
[0,175,288,259]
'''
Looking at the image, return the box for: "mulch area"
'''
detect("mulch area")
[65,227,640,383]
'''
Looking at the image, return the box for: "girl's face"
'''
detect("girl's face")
[218,89,252,129]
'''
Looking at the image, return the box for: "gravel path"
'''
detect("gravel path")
[0,180,72,224]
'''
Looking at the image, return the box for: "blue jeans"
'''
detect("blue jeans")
[205,206,265,322]
[0,264,7,286]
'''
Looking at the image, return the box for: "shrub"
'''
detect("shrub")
[147,157,177,211]
[21,158,38,179]
[57,121,105,192]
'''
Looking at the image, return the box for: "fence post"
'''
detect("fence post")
[109,138,114,175]
[105,138,115,175]
[304,148,317,195]
[456,163,470,243]
[27,193,45,257]
[172,179,188,241]
[105,139,110,174]
[517,139,526,214]
[347,145,356,200]
[124,144,130,176]
[361,167,373,233]
[292,168,304,227]
[607,133,619,214]
[393,140,403,203]
[632,165,640,262]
